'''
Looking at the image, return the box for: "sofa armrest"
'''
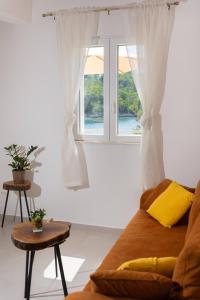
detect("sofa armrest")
[140,179,172,210]
[65,291,135,300]
[140,188,154,210]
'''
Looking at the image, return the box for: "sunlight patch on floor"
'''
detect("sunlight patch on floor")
[43,256,85,282]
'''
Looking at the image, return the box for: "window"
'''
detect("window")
[78,45,105,137]
[76,38,142,143]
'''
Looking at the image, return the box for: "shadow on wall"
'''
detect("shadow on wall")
[25,147,45,209]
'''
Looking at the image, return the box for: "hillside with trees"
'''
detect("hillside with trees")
[84,71,142,120]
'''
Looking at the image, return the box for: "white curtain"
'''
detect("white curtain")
[56,10,99,189]
[124,2,175,189]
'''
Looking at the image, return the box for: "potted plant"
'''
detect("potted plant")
[30,209,46,232]
[4,144,38,183]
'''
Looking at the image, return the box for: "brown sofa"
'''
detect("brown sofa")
[65,179,195,300]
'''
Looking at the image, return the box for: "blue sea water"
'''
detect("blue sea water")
[84,116,141,135]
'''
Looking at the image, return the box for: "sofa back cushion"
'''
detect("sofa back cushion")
[172,212,200,299]
[185,180,200,240]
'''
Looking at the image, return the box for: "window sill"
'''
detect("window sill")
[75,139,141,145]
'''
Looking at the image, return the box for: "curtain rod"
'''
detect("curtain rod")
[42,2,179,18]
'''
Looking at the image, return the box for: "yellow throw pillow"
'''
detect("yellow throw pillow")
[147,181,194,228]
[118,257,177,278]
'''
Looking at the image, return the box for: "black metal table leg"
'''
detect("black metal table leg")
[54,245,68,296]
[24,191,31,221]
[19,190,23,223]
[24,251,35,300]
[1,190,9,228]
[24,251,30,298]
[54,247,58,278]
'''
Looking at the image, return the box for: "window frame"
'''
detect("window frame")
[75,38,110,143]
[110,38,141,144]
[75,37,142,144]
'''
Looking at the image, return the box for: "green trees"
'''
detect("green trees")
[84,74,104,118]
[84,71,142,120]
[118,72,142,120]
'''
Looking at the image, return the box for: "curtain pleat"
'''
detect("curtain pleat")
[56,10,99,189]
[124,3,175,189]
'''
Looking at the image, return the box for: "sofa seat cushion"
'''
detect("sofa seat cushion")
[99,210,186,269]
[84,209,187,292]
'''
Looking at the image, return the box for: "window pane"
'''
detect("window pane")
[117,45,142,136]
[80,47,104,135]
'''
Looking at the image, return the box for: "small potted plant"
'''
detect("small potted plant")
[30,209,46,232]
[4,144,38,183]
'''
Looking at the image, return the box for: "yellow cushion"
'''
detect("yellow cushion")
[147,181,193,228]
[118,257,177,278]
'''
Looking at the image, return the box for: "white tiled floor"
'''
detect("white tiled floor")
[0,216,122,299]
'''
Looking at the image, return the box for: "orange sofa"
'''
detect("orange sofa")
[65,179,195,300]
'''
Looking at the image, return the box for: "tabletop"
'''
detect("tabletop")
[11,221,71,251]
[3,180,31,191]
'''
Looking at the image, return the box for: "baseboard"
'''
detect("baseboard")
[0,214,124,231]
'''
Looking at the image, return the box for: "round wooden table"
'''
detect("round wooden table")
[11,221,71,300]
[2,180,31,227]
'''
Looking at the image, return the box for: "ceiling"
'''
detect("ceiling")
[0,0,32,24]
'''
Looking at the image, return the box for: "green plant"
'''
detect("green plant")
[4,144,38,171]
[30,209,46,222]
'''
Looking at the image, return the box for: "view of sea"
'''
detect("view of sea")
[84,116,141,135]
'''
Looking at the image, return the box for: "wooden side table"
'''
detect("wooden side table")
[11,221,71,300]
[1,180,31,227]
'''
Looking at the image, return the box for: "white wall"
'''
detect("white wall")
[0,0,199,228]
[0,0,32,23]
[162,0,200,188]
